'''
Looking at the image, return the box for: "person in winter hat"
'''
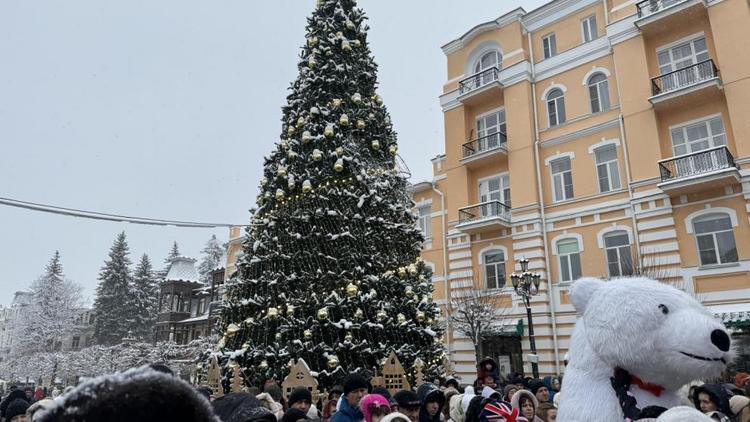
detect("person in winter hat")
[477,358,502,388]
[417,383,446,422]
[289,387,314,415]
[540,377,558,403]
[730,395,750,422]
[501,385,517,404]
[0,389,28,419]
[478,399,522,422]
[359,394,391,422]
[34,366,221,422]
[480,386,501,401]
[510,390,542,422]
[283,408,310,422]
[526,380,549,404]
[257,391,285,420]
[5,398,30,422]
[380,412,412,422]
[448,392,466,422]
[213,393,278,422]
[442,388,460,422]
[393,390,420,422]
[535,402,556,422]
[331,374,370,422]
[443,377,460,392]
[692,384,734,419]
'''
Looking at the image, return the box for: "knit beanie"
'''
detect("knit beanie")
[289,387,313,406]
[527,379,546,395]
[393,390,420,409]
[5,399,30,421]
[730,395,750,416]
[343,373,371,395]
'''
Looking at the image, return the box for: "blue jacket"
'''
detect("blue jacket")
[332,397,364,422]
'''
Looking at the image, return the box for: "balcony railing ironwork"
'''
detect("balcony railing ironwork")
[458,200,511,225]
[651,59,718,96]
[462,132,508,158]
[658,146,735,182]
[636,0,689,18]
[459,67,501,95]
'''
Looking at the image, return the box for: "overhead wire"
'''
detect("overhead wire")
[0,195,249,228]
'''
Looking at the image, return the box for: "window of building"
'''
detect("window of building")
[588,73,610,113]
[604,231,632,277]
[546,88,566,127]
[474,50,502,74]
[542,33,557,59]
[72,336,80,349]
[670,116,726,156]
[594,145,621,193]
[476,109,507,150]
[551,157,574,202]
[657,36,709,75]
[557,239,582,282]
[479,174,511,213]
[417,205,432,239]
[581,15,598,43]
[693,213,738,266]
[483,250,506,290]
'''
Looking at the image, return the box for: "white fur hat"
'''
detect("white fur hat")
[510,389,539,411]
[655,406,713,421]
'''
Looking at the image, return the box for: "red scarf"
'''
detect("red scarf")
[630,374,666,397]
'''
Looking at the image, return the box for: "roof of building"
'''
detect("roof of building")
[165,256,200,283]
[177,313,209,324]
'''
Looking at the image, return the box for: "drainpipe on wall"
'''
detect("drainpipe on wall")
[523,21,562,375]
[602,0,610,26]
[433,182,452,358]
[619,114,643,265]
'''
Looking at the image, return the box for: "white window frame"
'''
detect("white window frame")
[478,173,511,213]
[656,33,708,75]
[553,236,583,282]
[581,15,598,44]
[587,73,610,114]
[474,50,502,74]
[603,231,633,277]
[481,248,507,290]
[549,156,574,202]
[546,88,566,127]
[593,144,621,193]
[685,209,740,267]
[417,205,432,239]
[669,114,726,156]
[475,107,507,151]
[542,33,557,59]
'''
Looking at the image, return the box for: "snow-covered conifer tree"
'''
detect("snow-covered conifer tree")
[129,254,159,340]
[13,251,83,355]
[220,0,444,389]
[197,235,225,283]
[93,231,133,345]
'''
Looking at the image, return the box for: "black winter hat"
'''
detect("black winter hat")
[5,398,30,421]
[393,390,420,409]
[329,385,344,399]
[34,366,221,422]
[527,379,546,395]
[289,387,312,406]
[0,389,27,417]
[343,373,371,395]
[213,393,276,422]
[372,387,392,400]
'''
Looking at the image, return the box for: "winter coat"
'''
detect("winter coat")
[691,384,733,417]
[257,392,286,420]
[417,384,446,422]
[213,393,278,422]
[34,365,221,422]
[449,393,465,422]
[283,408,310,422]
[331,396,364,422]
[0,389,28,418]
[477,358,502,386]
[541,376,557,402]
[360,394,391,422]
[510,390,543,422]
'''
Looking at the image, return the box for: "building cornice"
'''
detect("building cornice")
[442,8,527,55]
[522,0,601,32]
[540,118,620,148]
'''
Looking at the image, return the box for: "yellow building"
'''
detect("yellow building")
[414,0,750,381]
[225,226,245,280]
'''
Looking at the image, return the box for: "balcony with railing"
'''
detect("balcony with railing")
[649,60,721,105]
[657,146,740,193]
[461,132,508,167]
[457,67,503,106]
[635,0,707,29]
[456,200,512,234]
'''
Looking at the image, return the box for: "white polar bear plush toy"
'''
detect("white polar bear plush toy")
[557,277,733,422]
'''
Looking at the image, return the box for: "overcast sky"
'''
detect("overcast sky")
[0,0,547,306]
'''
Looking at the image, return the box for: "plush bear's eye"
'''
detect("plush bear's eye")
[658,304,669,315]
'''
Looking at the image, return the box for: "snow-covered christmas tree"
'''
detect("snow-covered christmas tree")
[198,235,225,283]
[93,231,133,345]
[129,254,159,340]
[220,0,444,389]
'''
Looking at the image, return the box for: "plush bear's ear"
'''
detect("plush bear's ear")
[570,277,605,315]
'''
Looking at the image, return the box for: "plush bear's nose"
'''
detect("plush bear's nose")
[711,329,730,352]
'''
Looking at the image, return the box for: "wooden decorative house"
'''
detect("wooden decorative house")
[282,358,318,400]
[206,355,224,398]
[381,351,410,395]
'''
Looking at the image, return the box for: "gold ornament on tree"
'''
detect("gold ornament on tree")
[304,329,313,340]
[354,308,364,319]
[260,177,268,186]
[334,158,344,172]
[317,307,329,320]
[277,166,287,177]
[267,306,280,319]
[408,264,418,275]
[389,145,398,156]
[377,309,387,321]
[346,282,359,297]
[297,117,305,127]
[398,267,407,277]
[352,93,362,103]
[259,360,269,369]
[341,39,351,51]
[312,149,323,161]
[397,313,406,323]
[345,333,353,342]
[308,57,317,68]
[328,355,340,369]
[353,39,361,48]
[356,119,365,129]
[287,126,296,136]
[275,189,285,201]
[371,140,380,150]
[302,131,312,143]
[287,305,295,315]
[324,125,335,138]
[302,180,313,193]
[336,147,344,156]
[307,36,319,47]
[345,20,355,30]
[275,332,282,341]
[332,98,342,108]
[405,286,414,297]
[339,114,350,126]
[416,311,426,322]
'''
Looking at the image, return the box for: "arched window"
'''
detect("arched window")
[588,73,610,113]
[483,249,506,290]
[547,88,566,127]
[556,238,581,282]
[474,50,502,74]
[604,231,632,277]
[693,213,738,265]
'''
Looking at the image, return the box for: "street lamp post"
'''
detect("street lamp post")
[511,258,542,379]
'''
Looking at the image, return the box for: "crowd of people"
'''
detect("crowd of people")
[2,358,750,421]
